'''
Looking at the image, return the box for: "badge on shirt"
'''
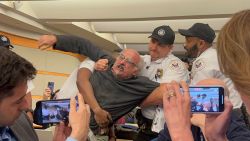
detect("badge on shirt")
[169,60,182,71]
[155,68,163,80]
[194,59,205,71]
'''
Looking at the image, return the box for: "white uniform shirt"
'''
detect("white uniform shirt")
[139,54,189,133]
[190,47,242,108]
[57,58,95,99]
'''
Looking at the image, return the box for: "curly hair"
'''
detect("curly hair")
[217,9,250,97]
[0,48,36,100]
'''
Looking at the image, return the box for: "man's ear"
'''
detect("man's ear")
[199,40,206,47]
[168,45,174,49]
[196,40,204,51]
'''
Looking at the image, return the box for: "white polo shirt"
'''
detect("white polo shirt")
[57,58,95,99]
[190,47,242,109]
[139,54,189,132]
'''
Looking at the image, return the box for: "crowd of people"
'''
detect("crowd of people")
[190,93,219,113]
[161,9,250,141]
[0,9,250,141]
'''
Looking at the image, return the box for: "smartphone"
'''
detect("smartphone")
[48,82,54,93]
[184,86,224,113]
[33,99,76,125]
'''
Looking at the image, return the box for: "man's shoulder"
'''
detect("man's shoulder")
[194,48,219,71]
[162,54,182,64]
[199,47,217,60]
[12,112,34,129]
[10,112,38,141]
[164,55,186,72]
[168,54,181,60]
[141,55,151,63]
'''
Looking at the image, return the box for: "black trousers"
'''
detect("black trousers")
[134,130,158,141]
[134,109,158,141]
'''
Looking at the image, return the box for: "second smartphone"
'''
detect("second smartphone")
[186,86,224,113]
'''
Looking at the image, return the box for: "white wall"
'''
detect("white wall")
[13,45,80,96]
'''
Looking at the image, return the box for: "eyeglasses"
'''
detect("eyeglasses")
[117,53,137,67]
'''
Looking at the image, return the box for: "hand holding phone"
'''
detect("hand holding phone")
[52,93,90,141]
[43,88,51,100]
[163,81,226,141]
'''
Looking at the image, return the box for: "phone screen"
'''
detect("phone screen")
[42,100,70,124]
[48,82,54,92]
[185,86,224,113]
[34,99,76,125]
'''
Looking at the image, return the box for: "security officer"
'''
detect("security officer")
[178,23,242,109]
[134,25,189,141]
[156,23,249,141]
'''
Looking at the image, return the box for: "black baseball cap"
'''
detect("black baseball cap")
[0,35,14,49]
[178,23,216,43]
[149,25,175,45]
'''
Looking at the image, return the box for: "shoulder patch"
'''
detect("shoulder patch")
[169,60,183,71]
[193,59,205,71]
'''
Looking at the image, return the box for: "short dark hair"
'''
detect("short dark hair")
[0,48,36,100]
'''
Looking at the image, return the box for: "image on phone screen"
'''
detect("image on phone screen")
[187,86,224,113]
[41,100,70,124]
[34,98,79,125]
[48,82,54,92]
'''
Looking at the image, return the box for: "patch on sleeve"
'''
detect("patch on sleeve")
[169,60,183,71]
[193,59,205,71]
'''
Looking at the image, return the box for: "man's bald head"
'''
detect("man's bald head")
[112,49,143,79]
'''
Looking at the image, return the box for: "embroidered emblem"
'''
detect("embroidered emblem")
[194,59,205,71]
[155,68,163,81]
[158,29,165,36]
[169,60,182,71]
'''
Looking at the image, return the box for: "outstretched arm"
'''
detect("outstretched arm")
[140,84,167,108]
[38,35,111,62]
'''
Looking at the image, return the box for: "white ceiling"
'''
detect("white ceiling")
[0,0,249,56]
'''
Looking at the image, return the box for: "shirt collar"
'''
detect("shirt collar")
[152,53,172,64]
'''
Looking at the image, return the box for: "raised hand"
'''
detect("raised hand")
[163,81,194,141]
[94,59,109,71]
[69,93,91,141]
[43,87,52,100]
[38,35,57,50]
